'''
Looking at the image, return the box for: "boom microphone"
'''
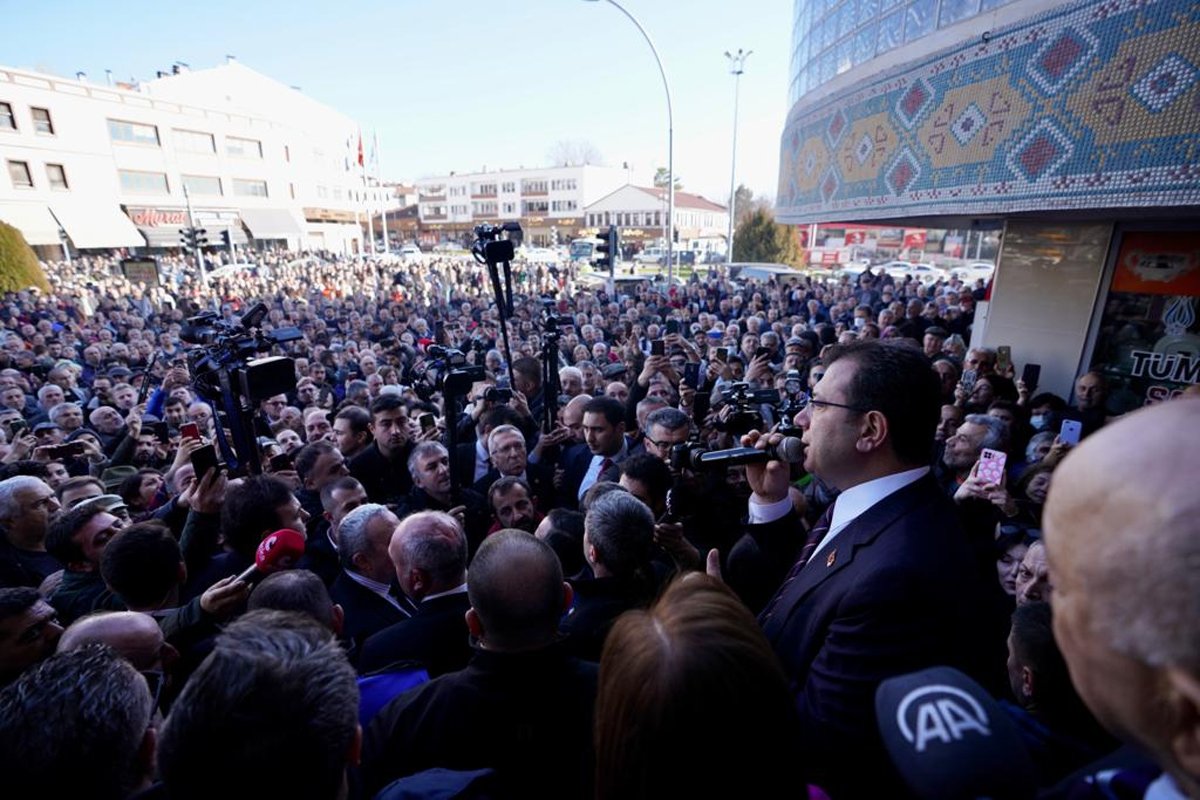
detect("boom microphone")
[235,528,306,583]
[694,437,805,469]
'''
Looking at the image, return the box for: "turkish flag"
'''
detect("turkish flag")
[357,134,364,167]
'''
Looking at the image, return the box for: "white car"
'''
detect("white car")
[882,261,942,282]
[951,261,995,282]
[398,244,423,260]
[634,247,666,264]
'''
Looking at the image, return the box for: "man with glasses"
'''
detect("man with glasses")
[732,340,1000,799]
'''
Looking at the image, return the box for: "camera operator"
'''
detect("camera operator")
[641,407,747,562]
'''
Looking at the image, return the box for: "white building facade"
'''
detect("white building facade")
[0,60,387,257]
[415,165,629,247]
[584,185,729,254]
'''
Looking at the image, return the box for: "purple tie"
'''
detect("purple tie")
[759,501,836,624]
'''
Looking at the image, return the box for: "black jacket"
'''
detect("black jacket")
[329,569,412,662]
[350,441,414,505]
[358,590,472,677]
[363,645,598,799]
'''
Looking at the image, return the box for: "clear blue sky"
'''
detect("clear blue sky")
[2,0,792,203]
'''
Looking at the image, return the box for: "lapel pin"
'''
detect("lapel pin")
[826,549,837,568]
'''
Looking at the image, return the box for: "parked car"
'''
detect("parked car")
[950,261,995,282]
[398,244,423,260]
[882,260,943,282]
[634,247,666,264]
[726,262,807,283]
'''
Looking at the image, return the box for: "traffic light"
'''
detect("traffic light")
[194,228,208,248]
[180,227,196,249]
[592,225,618,271]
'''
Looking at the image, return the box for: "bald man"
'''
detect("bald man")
[357,511,470,677]
[362,530,595,799]
[1044,398,1200,799]
[58,610,178,673]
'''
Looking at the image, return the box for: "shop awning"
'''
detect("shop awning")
[0,202,61,246]
[50,203,145,249]
[240,208,304,240]
[135,219,248,248]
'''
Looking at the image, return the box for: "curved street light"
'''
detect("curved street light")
[725,48,751,264]
[582,0,675,281]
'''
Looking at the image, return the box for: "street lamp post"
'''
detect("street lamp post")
[582,0,675,282]
[724,48,751,265]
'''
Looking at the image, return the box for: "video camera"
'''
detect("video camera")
[471,222,523,267]
[182,303,302,406]
[670,438,710,472]
[179,302,303,476]
[425,345,485,397]
[717,382,783,437]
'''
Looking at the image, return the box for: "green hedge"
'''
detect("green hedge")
[0,221,51,293]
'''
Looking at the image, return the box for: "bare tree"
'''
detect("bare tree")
[547,140,604,167]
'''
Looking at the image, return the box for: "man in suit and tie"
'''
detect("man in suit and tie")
[737,340,999,798]
[328,503,413,660]
[472,424,555,511]
[357,510,472,677]
[560,396,632,509]
[451,405,525,490]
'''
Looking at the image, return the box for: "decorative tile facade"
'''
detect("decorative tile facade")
[777,0,1200,224]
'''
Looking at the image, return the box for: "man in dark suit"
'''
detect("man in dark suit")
[736,340,1001,798]
[471,424,555,511]
[362,530,596,799]
[559,396,631,509]
[357,510,471,677]
[328,503,413,661]
[451,405,524,489]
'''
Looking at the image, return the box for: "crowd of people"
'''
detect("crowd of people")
[0,248,1196,800]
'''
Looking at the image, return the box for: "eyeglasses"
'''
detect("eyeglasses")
[795,393,870,414]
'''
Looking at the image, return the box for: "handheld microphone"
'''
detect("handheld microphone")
[694,437,804,470]
[235,528,306,583]
[876,666,1036,800]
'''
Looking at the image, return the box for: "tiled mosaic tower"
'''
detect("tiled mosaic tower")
[777,0,1200,223]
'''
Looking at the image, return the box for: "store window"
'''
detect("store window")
[1088,231,1200,410]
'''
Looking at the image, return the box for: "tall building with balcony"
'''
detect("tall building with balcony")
[415,165,630,246]
[777,0,1200,408]
[0,59,387,256]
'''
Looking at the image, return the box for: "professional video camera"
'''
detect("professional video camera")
[471,222,522,267]
[471,221,523,391]
[717,382,783,437]
[777,370,808,436]
[180,302,303,476]
[670,438,709,472]
[424,345,486,397]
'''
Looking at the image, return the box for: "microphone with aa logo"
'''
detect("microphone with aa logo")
[875,666,1036,799]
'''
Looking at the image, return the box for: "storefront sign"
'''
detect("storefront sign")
[1110,232,1200,295]
[126,207,189,227]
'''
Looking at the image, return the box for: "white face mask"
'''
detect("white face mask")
[1029,414,1046,430]
[854,317,866,329]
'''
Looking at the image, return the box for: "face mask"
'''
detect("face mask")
[1029,414,1045,430]
[854,317,866,329]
